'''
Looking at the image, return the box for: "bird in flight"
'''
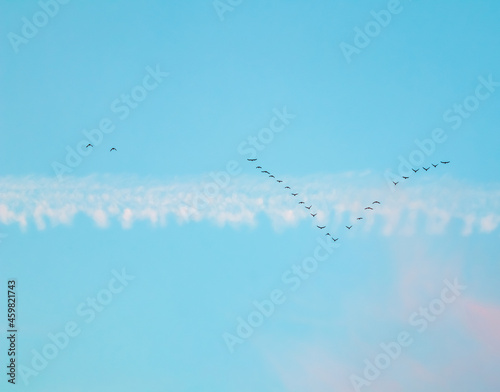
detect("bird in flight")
[269,175,275,178]
[285,186,291,189]
[332,238,339,242]
[299,201,305,204]
[357,217,363,220]
[110,148,117,152]
[346,225,352,229]
[305,205,312,209]
[277,180,283,183]
[256,166,262,169]
[423,167,430,171]
[311,213,317,217]
[432,163,438,167]
[402,176,409,179]
[412,168,419,173]
[372,201,380,204]
[393,181,399,186]
[441,161,450,164]
[86,143,93,148]
[261,170,270,174]
[365,207,373,210]
[247,158,257,161]
[325,233,331,236]
[317,225,326,229]
[291,193,298,196]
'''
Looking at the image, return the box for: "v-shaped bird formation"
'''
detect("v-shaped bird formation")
[246,158,451,242]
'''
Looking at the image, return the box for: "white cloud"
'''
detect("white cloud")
[480,214,500,233]
[0,174,498,235]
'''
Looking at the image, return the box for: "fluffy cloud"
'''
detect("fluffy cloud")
[0,174,498,235]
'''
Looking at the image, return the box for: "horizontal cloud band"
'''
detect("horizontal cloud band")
[0,174,499,235]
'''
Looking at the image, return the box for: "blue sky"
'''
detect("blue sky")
[1,1,500,391]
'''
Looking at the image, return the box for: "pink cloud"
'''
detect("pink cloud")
[458,297,500,353]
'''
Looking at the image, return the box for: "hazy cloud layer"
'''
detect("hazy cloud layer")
[1,174,499,235]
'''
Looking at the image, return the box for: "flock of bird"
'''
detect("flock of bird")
[392,161,449,186]
[86,143,117,152]
[246,158,450,242]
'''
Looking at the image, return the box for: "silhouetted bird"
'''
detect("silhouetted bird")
[299,201,305,204]
[423,167,430,171]
[412,168,419,173]
[402,176,409,179]
[277,180,283,183]
[86,144,93,148]
[291,193,298,196]
[365,207,373,210]
[372,201,380,204]
[441,161,450,164]
[247,158,257,161]
[305,205,312,209]
[432,163,438,167]
[393,181,399,186]
[285,186,291,189]
[325,233,331,236]
[357,217,363,220]
[333,238,339,242]
[261,171,270,174]
[311,213,317,217]
[269,175,275,178]
[317,226,326,229]
[346,225,352,229]
[110,148,117,152]
[256,166,262,169]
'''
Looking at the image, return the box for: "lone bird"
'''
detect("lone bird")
[393,181,399,186]
[333,238,339,242]
[305,205,312,209]
[365,207,373,210]
[86,143,93,148]
[372,201,380,204]
[402,176,409,179]
[110,148,117,152]
[291,193,298,196]
[441,161,450,164]
[346,225,352,229]
[432,163,438,167]
[317,225,326,229]
[311,213,317,217]
[412,168,419,173]
[423,167,430,171]
[247,158,257,161]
